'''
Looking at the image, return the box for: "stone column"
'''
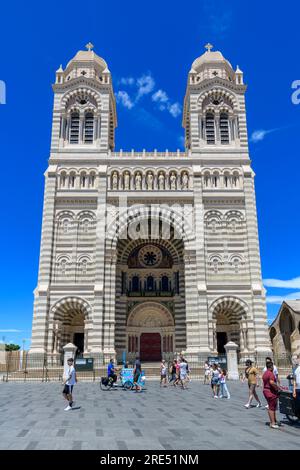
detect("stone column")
[103,249,117,362]
[91,165,107,355]
[192,165,210,360]
[243,165,272,357]
[63,343,77,377]
[0,343,5,366]
[30,165,57,354]
[224,341,239,380]
[184,250,200,360]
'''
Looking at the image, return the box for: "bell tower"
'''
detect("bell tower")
[183,44,248,151]
[51,43,117,153]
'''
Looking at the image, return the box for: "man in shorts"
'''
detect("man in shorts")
[133,355,142,392]
[107,358,117,386]
[63,358,77,411]
[244,359,262,408]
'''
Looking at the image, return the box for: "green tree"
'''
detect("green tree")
[5,344,20,351]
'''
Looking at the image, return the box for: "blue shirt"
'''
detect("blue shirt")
[107,363,115,376]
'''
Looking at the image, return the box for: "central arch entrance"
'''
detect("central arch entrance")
[127,302,175,362]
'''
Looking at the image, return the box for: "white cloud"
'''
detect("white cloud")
[115,73,181,119]
[0,329,23,333]
[250,129,276,143]
[264,276,300,289]
[152,89,169,103]
[115,91,134,110]
[266,291,300,305]
[119,77,135,86]
[136,74,155,101]
[168,102,182,118]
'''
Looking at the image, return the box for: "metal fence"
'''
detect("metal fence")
[1,352,107,382]
[1,350,294,382]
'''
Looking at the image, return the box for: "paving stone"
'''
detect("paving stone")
[0,381,299,450]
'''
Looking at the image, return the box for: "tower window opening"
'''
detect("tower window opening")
[69,112,80,144]
[220,113,230,144]
[206,113,215,144]
[84,112,94,143]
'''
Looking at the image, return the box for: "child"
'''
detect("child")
[62,358,77,411]
[160,360,167,387]
[219,369,231,399]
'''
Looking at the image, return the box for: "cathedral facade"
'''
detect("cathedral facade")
[30,44,271,363]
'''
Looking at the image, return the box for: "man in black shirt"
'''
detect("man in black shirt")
[133,355,142,392]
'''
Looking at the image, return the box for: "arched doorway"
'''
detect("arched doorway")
[50,297,91,356]
[211,297,249,356]
[127,302,175,362]
[279,308,295,356]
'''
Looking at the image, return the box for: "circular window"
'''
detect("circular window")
[138,245,162,267]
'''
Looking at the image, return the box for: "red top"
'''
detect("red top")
[262,370,277,396]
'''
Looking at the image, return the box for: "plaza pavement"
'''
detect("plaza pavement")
[0,380,299,450]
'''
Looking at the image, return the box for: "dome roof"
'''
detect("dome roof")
[191,49,233,73]
[66,49,108,72]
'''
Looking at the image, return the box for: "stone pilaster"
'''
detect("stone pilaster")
[30,165,57,353]
[243,165,271,355]
[193,165,210,355]
[90,165,107,353]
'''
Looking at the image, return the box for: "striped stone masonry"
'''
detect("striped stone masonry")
[30,45,271,361]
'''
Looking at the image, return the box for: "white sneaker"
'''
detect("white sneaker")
[244,403,250,408]
[265,404,269,409]
[227,397,231,400]
[64,405,72,411]
[270,424,279,429]
[219,395,223,398]
[214,395,218,398]
[256,403,262,408]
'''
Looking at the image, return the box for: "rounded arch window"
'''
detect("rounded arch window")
[161,276,169,291]
[220,112,230,144]
[80,172,87,188]
[69,112,80,144]
[146,276,155,291]
[80,259,88,275]
[60,258,67,275]
[232,173,239,188]
[69,173,76,188]
[206,112,215,144]
[62,219,69,234]
[60,172,67,188]
[84,112,94,143]
[132,276,139,292]
[89,172,96,187]
[269,327,277,344]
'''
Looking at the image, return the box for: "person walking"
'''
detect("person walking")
[244,359,262,408]
[160,360,167,387]
[262,357,280,409]
[262,361,281,429]
[169,359,177,384]
[293,354,300,411]
[62,358,77,411]
[133,355,142,393]
[179,359,188,389]
[219,369,231,399]
[173,359,181,387]
[211,363,221,398]
[262,357,280,385]
[204,361,210,385]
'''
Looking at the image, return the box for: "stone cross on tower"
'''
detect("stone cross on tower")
[85,42,94,51]
[205,43,213,52]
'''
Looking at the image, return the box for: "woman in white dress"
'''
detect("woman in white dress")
[179,359,188,389]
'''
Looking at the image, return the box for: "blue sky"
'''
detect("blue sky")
[0,0,300,348]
